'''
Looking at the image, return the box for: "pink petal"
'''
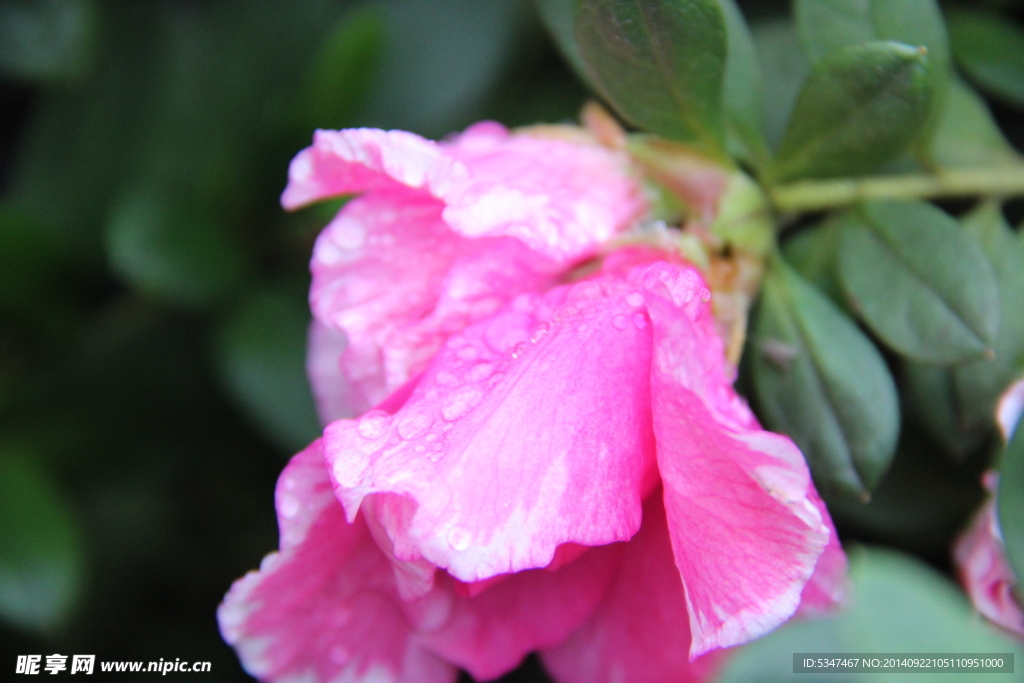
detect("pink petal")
[416,543,624,681]
[540,494,727,683]
[218,441,456,683]
[997,377,1024,442]
[323,274,660,583]
[955,499,1024,637]
[281,129,463,210]
[796,485,848,616]
[282,124,646,263]
[442,128,647,260]
[306,320,357,424]
[642,261,831,657]
[308,192,558,412]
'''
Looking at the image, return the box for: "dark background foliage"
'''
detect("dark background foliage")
[0,0,1022,681]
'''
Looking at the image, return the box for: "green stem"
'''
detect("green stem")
[768,164,1024,212]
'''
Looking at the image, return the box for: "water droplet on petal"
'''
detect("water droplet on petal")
[457,346,479,361]
[700,287,711,302]
[568,281,602,302]
[511,342,529,359]
[279,495,300,519]
[633,312,648,329]
[442,386,484,421]
[447,527,472,551]
[397,412,433,439]
[612,314,629,330]
[626,292,644,307]
[357,410,391,439]
[530,322,550,344]
[466,362,495,382]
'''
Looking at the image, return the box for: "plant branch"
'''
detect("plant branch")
[768,164,1024,213]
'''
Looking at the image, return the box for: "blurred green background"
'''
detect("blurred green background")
[0,0,1022,681]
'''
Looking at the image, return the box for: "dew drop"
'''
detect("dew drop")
[457,346,480,361]
[279,495,300,519]
[357,410,391,439]
[447,527,472,551]
[612,314,629,330]
[425,432,438,443]
[568,281,602,302]
[633,312,648,329]
[626,292,644,307]
[700,287,711,302]
[530,322,550,344]
[466,362,495,382]
[397,412,432,439]
[511,342,529,359]
[414,444,426,453]
[435,371,458,386]
[442,386,484,421]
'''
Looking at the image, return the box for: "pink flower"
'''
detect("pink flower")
[955,377,1024,638]
[219,123,846,682]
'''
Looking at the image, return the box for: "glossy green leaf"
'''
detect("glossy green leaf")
[574,0,727,152]
[1000,417,1024,583]
[751,259,899,500]
[929,77,1019,168]
[718,0,768,165]
[717,546,1023,683]
[0,451,84,632]
[0,0,96,82]
[950,10,1024,108]
[770,41,932,182]
[216,285,321,453]
[299,5,384,130]
[105,190,249,308]
[838,200,1000,363]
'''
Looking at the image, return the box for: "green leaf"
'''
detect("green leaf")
[826,426,986,552]
[782,217,847,310]
[929,77,1019,169]
[105,190,249,308]
[950,9,1024,108]
[717,546,1023,683]
[0,451,83,632]
[216,285,322,453]
[718,0,768,165]
[771,41,933,182]
[838,200,1001,364]
[574,0,727,152]
[750,258,900,500]
[1000,417,1024,584]
[794,0,949,84]
[750,18,810,151]
[299,4,385,130]
[0,0,96,83]
[535,0,590,80]
[901,362,988,459]
[896,204,1023,460]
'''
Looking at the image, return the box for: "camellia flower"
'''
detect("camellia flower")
[955,377,1024,638]
[219,121,847,682]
